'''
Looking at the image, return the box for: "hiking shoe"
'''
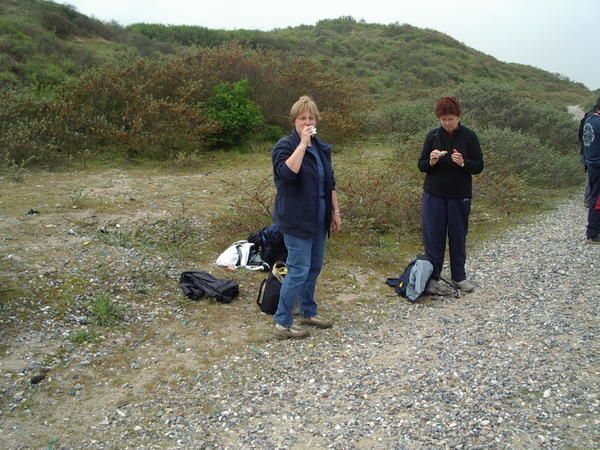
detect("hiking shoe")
[425,279,445,295]
[298,315,333,329]
[273,323,309,340]
[587,236,600,244]
[451,279,476,292]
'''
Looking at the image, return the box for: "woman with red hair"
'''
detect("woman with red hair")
[417,96,484,294]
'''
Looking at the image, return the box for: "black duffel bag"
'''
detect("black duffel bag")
[179,270,239,303]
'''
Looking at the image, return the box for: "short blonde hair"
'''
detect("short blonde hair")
[289,95,321,123]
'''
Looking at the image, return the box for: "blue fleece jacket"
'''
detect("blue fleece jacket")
[272,129,335,239]
[583,112,600,168]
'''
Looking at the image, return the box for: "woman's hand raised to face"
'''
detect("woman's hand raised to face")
[300,125,314,147]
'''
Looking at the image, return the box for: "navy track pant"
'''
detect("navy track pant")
[587,165,600,239]
[422,191,471,282]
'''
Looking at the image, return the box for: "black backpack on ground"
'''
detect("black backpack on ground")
[247,224,287,269]
[387,255,458,301]
[386,255,435,302]
[179,271,239,303]
[256,261,287,314]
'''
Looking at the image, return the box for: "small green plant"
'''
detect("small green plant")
[68,189,88,208]
[96,228,135,249]
[69,330,98,344]
[47,436,59,450]
[89,292,122,326]
[19,398,34,410]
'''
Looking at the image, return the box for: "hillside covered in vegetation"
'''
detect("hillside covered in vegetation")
[1,1,592,103]
[129,18,592,104]
[0,0,177,91]
[0,0,595,176]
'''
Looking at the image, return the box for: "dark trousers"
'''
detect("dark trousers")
[587,165,600,239]
[422,191,471,282]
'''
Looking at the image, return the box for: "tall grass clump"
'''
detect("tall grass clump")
[336,162,423,234]
[89,292,123,326]
[207,176,275,250]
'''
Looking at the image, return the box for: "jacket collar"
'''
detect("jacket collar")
[439,123,463,137]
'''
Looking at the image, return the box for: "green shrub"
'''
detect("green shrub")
[0,42,369,166]
[366,96,437,139]
[205,80,264,148]
[0,89,61,165]
[370,82,579,156]
[40,10,78,38]
[477,126,582,188]
[455,82,578,151]
[473,150,531,216]
[336,159,423,234]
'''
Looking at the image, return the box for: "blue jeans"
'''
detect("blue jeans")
[273,226,326,328]
[422,191,471,282]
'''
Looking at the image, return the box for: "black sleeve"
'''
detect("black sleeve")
[464,132,484,175]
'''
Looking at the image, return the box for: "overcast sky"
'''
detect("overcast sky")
[55,0,599,90]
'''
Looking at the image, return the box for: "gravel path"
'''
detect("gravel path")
[5,195,598,449]
[75,194,597,449]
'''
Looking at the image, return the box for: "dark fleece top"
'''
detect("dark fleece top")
[418,124,484,198]
[272,129,335,239]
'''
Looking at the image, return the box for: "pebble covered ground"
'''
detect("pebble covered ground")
[96,196,598,449]
[2,195,598,449]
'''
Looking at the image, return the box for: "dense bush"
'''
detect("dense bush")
[336,160,423,234]
[205,80,264,147]
[370,82,579,151]
[127,23,229,47]
[365,95,439,139]
[0,42,369,165]
[455,82,578,151]
[368,81,582,192]
[0,0,176,91]
[477,126,583,188]
[0,89,58,165]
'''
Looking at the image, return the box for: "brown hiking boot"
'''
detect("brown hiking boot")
[273,323,310,340]
[298,315,333,329]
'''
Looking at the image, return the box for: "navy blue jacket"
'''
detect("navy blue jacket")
[418,124,484,199]
[583,113,600,168]
[272,129,336,239]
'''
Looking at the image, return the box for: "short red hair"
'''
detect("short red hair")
[435,96,461,118]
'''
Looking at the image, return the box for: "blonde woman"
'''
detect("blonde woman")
[271,96,341,339]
